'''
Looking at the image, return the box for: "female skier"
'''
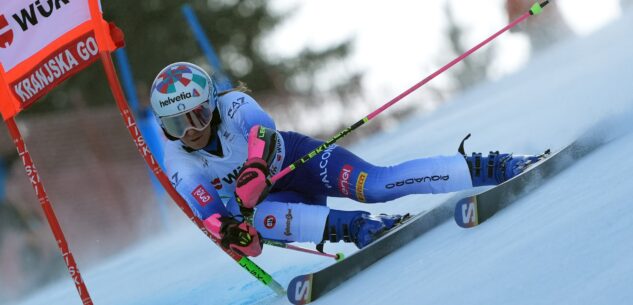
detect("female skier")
[150,62,541,257]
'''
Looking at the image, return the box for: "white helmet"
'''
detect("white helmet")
[150,62,218,138]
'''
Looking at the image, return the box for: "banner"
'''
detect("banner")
[0,0,122,120]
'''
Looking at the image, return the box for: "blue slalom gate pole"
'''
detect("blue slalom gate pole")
[181,4,233,90]
[114,47,171,229]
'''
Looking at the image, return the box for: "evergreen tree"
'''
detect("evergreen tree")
[29,0,361,115]
[442,1,494,92]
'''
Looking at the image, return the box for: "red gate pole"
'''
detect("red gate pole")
[5,118,94,305]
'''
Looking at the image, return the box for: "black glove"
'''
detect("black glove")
[218,217,264,257]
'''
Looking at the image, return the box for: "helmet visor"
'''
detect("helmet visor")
[160,101,213,138]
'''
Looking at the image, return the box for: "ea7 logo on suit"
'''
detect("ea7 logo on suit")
[0,15,13,48]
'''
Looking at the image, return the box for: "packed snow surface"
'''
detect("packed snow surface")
[12,9,633,305]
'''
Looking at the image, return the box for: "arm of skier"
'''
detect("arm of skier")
[224,93,282,209]
[235,125,282,209]
[167,160,263,257]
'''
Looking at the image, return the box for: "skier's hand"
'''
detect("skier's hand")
[204,214,263,257]
[235,124,281,209]
[235,157,272,209]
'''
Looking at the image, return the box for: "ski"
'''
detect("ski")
[454,135,607,228]
[287,200,455,304]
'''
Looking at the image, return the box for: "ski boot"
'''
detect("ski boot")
[458,134,548,186]
[324,209,403,249]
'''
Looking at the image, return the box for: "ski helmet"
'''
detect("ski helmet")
[150,62,218,138]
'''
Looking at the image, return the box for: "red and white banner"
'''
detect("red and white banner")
[0,0,93,71]
[11,31,101,106]
[0,0,122,120]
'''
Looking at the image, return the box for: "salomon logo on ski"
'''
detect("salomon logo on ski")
[454,197,478,228]
[287,274,312,304]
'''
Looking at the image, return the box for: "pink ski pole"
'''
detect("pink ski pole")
[270,1,549,184]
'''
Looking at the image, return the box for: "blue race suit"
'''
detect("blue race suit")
[162,91,472,244]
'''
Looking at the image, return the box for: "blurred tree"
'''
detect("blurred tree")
[0,151,56,301]
[27,0,362,115]
[440,2,495,92]
[506,0,574,53]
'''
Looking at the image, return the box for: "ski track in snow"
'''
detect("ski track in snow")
[10,9,633,305]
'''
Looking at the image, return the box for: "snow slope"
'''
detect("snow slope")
[11,9,633,305]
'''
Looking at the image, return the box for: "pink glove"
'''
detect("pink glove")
[235,125,279,208]
[235,158,271,208]
[204,214,263,257]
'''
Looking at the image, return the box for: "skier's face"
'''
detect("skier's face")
[180,124,212,150]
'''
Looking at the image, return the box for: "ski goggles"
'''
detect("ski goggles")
[160,101,214,138]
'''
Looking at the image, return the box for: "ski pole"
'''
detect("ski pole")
[270,1,550,184]
[263,240,345,261]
